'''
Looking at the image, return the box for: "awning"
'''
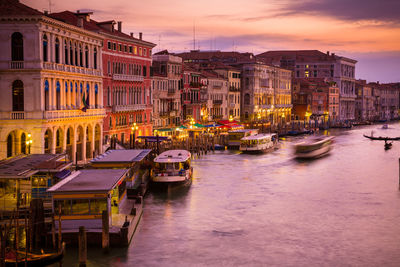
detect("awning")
[154,128,173,132]
[194,123,204,128]
[204,123,221,127]
[55,169,71,179]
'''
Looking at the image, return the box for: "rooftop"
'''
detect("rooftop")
[154,150,191,163]
[48,169,128,193]
[91,149,151,164]
[0,0,42,16]
[0,154,70,179]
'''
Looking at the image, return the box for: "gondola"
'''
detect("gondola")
[5,243,65,267]
[363,134,400,141]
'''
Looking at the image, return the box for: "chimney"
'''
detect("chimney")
[44,10,48,15]
[130,32,133,37]
[327,51,330,55]
[117,21,122,32]
[332,53,335,57]
[139,32,142,40]
[78,17,84,28]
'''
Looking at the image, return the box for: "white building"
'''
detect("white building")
[0,0,105,161]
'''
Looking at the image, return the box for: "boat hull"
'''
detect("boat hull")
[151,168,192,187]
[295,144,332,159]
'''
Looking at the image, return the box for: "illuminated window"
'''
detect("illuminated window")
[139,47,142,56]
[134,46,137,54]
[305,71,309,78]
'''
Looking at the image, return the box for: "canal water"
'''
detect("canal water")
[60,123,400,266]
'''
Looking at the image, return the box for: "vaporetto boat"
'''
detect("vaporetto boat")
[240,133,279,153]
[294,136,334,159]
[152,150,192,186]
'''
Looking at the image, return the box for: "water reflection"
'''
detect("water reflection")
[60,123,400,266]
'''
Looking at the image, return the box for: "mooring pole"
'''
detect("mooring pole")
[78,226,87,267]
[102,210,109,253]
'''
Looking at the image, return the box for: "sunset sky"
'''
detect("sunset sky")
[25,0,400,83]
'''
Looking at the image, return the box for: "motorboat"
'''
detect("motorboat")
[240,133,278,154]
[294,136,334,159]
[384,140,393,150]
[152,150,192,186]
[382,124,388,129]
[228,129,258,149]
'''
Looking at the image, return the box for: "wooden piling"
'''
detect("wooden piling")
[15,209,19,265]
[58,204,62,253]
[0,225,5,267]
[51,214,56,249]
[25,211,28,267]
[78,226,87,267]
[102,210,109,253]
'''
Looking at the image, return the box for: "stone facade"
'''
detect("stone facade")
[0,4,104,161]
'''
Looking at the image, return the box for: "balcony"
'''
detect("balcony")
[11,111,25,119]
[44,108,105,119]
[229,86,241,92]
[190,82,202,88]
[112,104,146,113]
[168,88,176,94]
[213,99,223,105]
[113,74,144,82]
[9,61,24,69]
[43,62,102,76]
[274,104,293,109]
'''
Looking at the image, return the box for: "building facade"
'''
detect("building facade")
[0,1,104,161]
[152,52,183,129]
[201,70,229,121]
[182,65,202,121]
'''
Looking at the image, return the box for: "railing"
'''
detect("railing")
[43,108,105,119]
[112,104,146,112]
[274,104,293,108]
[213,100,223,105]
[10,61,24,69]
[229,86,241,92]
[113,74,144,82]
[43,62,102,76]
[11,111,25,119]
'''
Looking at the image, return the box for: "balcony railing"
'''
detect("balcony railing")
[229,86,241,92]
[213,99,223,105]
[43,62,102,76]
[9,61,24,69]
[43,108,105,119]
[11,111,25,119]
[112,104,146,113]
[113,74,144,82]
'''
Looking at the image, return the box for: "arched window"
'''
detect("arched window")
[55,38,60,63]
[44,80,49,110]
[244,93,250,105]
[64,40,68,64]
[67,128,71,145]
[85,46,89,68]
[93,47,97,69]
[69,41,73,65]
[95,84,98,108]
[21,133,26,154]
[56,81,61,110]
[11,32,23,61]
[79,44,83,67]
[74,43,78,66]
[12,80,24,111]
[43,34,48,62]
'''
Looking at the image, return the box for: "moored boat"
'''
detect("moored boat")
[240,133,278,154]
[294,136,334,159]
[152,150,192,186]
[5,243,65,267]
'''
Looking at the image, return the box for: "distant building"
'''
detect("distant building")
[182,65,202,121]
[355,80,375,121]
[0,0,104,161]
[201,70,229,121]
[257,50,357,122]
[368,82,399,121]
[152,51,183,129]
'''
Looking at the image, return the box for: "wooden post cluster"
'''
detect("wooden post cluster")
[78,226,87,267]
[102,210,109,253]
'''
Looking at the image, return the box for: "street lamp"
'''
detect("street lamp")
[26,133,32,154]
[130,123,138,149]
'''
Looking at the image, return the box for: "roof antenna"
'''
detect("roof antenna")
[48,0,52,13]
[193,19,196,51]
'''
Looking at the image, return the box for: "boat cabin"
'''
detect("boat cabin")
[154,150,191,176]
[0,154,71,212]
[228,129,258,148]
[240,133,277,148]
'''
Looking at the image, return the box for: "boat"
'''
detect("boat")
[214,144,225,150]
[152,150,192,186]
[382,124,388,129]
[363,134,400,141]
[294,136,334,159]
[240,133,278,153]
[384,141,392,150]
[227,129,258,149]
[5,243,65,267]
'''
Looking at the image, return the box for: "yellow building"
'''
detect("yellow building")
[0,1,105,161]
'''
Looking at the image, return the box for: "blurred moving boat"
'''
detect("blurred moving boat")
[294,136,334,159]
[152,150,192,186]
[240,133,278,154]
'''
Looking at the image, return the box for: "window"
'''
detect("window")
[119,44,122,51]
[64,40,68,65]
[143,66,147,77]
[12,80,24,111]
[55,38,60,63]
[124,45,127,52]
[85,46,89,68]
[113,43,116,50]
[134,46,137,54]
[129,46,132,53]
[144,48,147,56]
[93,47,97,69]
[107,41,111,50]
[44,80,49,110]
[74,42,78,66]
[79,44,83,67]
[11,32,24,61]
[42,34,48,62]
[69,41,73,65]
[139,47,142,56]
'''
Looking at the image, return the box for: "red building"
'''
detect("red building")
[99,22,156,146]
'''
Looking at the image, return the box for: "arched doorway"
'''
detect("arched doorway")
[44,129,52,154]
[12,80,24,111]
[21,132,26,154]
[76,126,84,161]
[55,128,63,153]
[7,134,13,157]
[86,125,93,159]
[11,32,23,61]
[66,127,74,161]
[94,124,101,156]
